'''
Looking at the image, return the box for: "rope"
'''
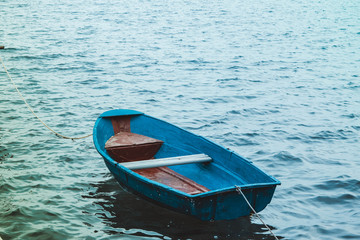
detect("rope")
[0,56,93,140]
[235,185,279,240]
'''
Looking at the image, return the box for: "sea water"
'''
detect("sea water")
[0,0,359,239]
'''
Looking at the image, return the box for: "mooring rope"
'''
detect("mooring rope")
[235,186,279,240]
[0,56,92,140]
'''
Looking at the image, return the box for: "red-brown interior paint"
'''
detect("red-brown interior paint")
[105,132,164,162]
[111,116,131,134]
[105,116,209,195]
[135,167,209,195]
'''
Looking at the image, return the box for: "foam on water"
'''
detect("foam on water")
[1,0,360,239]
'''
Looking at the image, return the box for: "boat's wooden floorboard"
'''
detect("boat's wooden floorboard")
[135,167,209,195]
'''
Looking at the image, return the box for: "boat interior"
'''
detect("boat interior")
[101,114,274,195]
[104,115,212,195]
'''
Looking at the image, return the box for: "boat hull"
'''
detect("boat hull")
[94,109,280,220]
[103,159,276,220]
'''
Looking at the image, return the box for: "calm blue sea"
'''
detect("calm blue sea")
[1,0,359,239]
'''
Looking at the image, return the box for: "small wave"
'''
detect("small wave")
[210,120,226,124]
[227,107,281,116]
[253,60,275,66]
[345,81,360,89]
[10,55,44,61]
[0,205,60,220]
[1,207,25,218]
[233,138,259,146]
[0,146,12,162]
[243,108,280,116]
[312,193,357,205]
[352,126,360,131]
[310,129,355,141]
[146,98,158,103]
[10,53,69,61]
[227,110,241,115]
[287,133,307,141]
[314,178,360,192]
[216,77,240,82]
[138,89,156,94]
[124,63,152,68]
[243,132,261,137]
[205,98,229,104]
[341,113,358,119]
[0,181,17,193]
[175,58,212,65]
[186,124,211,131]
[233,95,257,100]
[227,66,249,70]
[273,151,303,164]
[18,227,68,240]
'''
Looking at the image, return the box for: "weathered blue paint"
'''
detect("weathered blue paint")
[93,109,281,220]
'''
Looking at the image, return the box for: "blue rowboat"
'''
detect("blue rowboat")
[93,109,280,220]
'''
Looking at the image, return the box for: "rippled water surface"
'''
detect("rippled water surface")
[1,0,360,239]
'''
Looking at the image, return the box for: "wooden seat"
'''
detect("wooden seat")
[120,154,212,170]
[123,154,212,195]
[105,132,163,163]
